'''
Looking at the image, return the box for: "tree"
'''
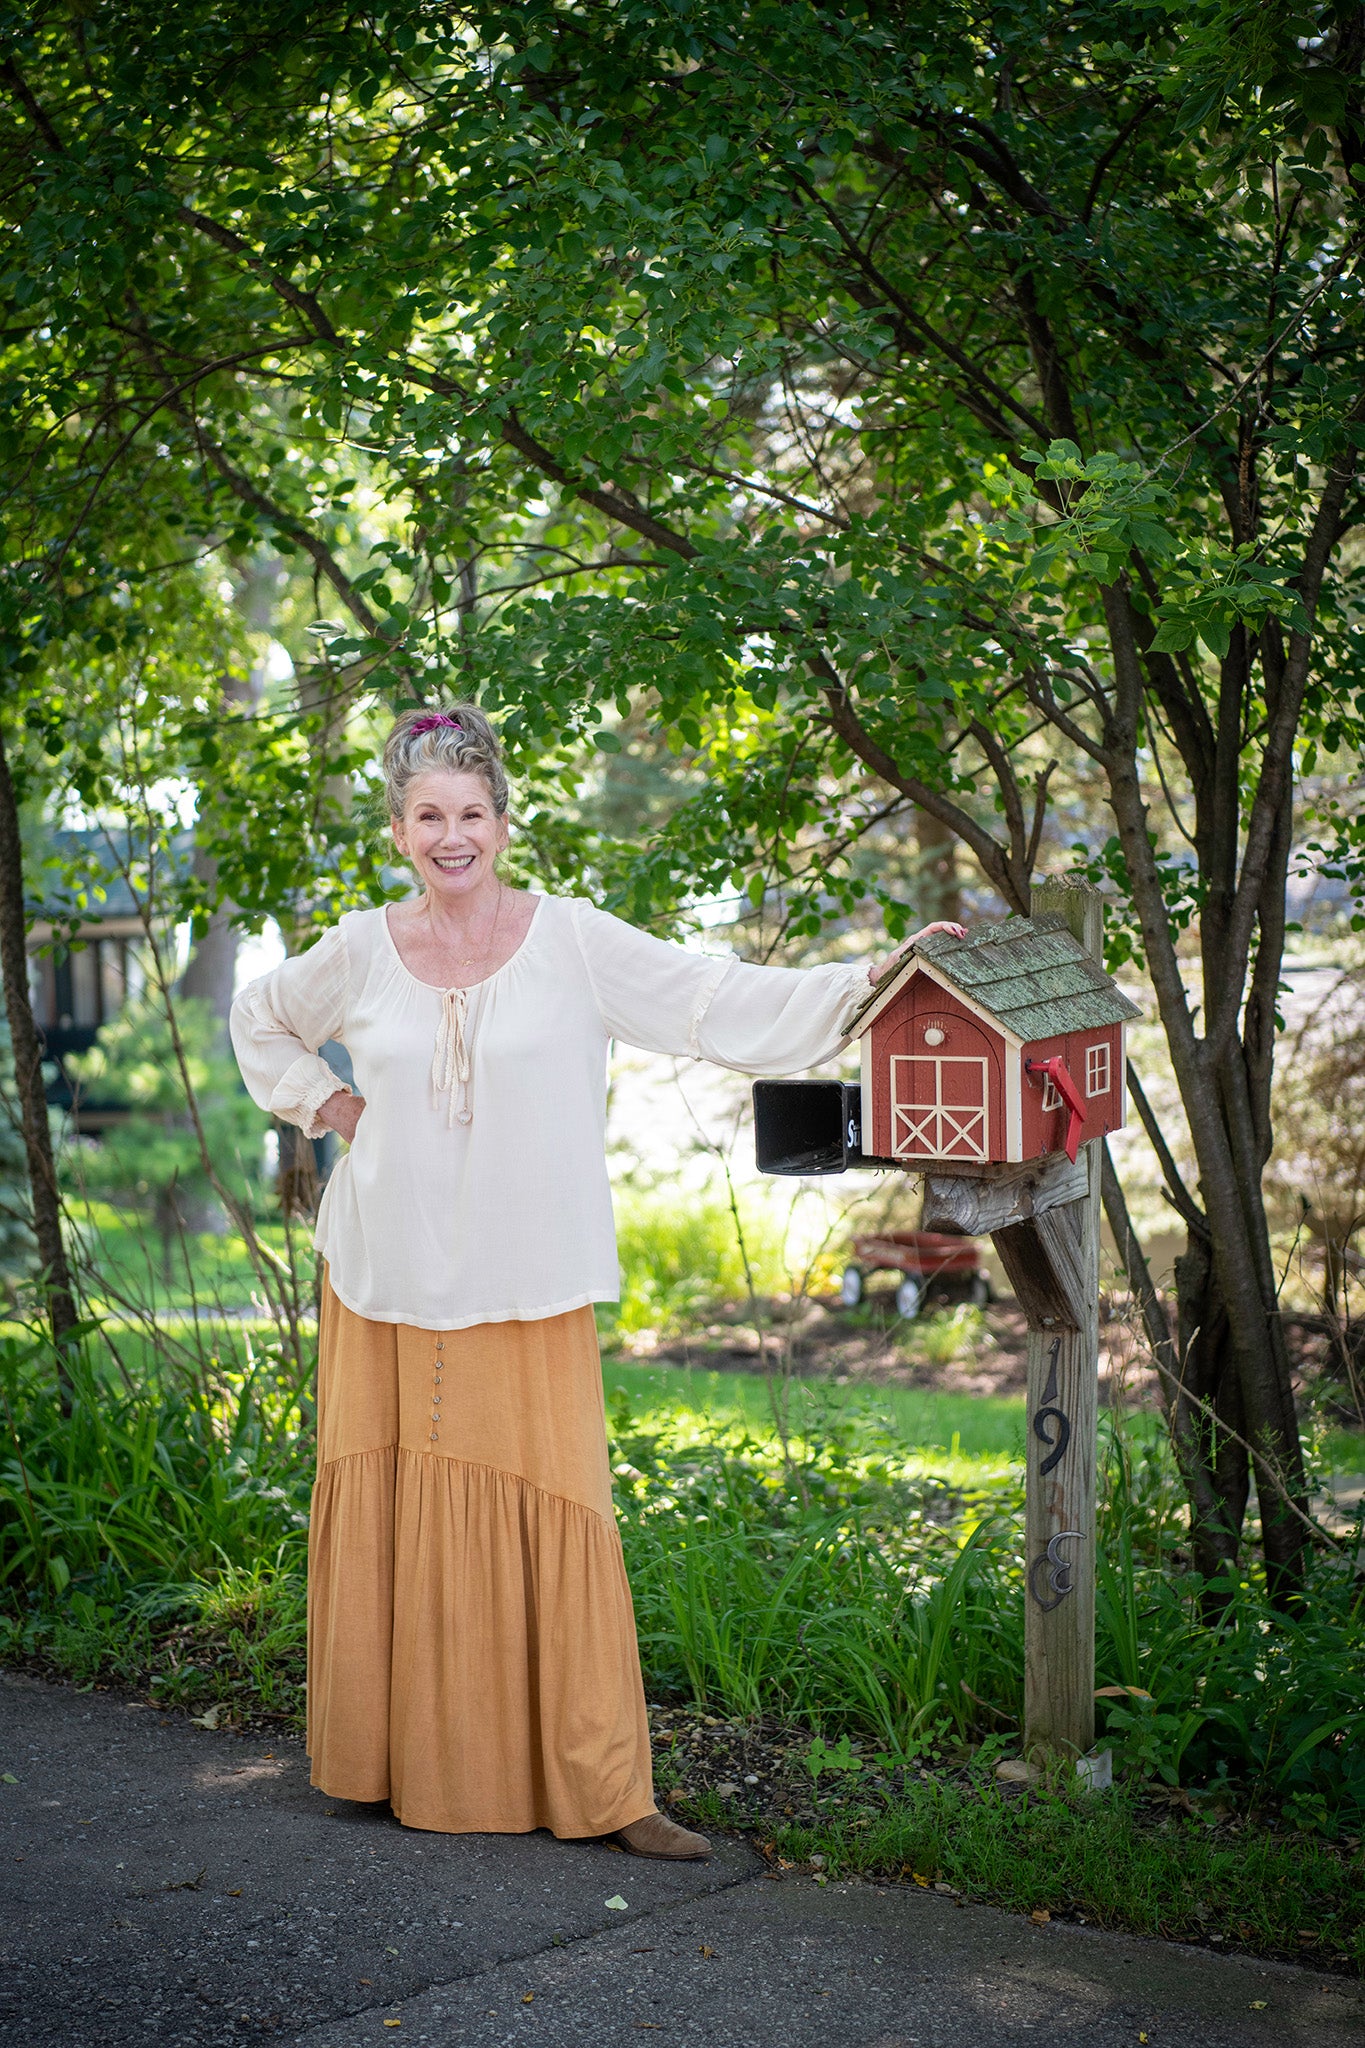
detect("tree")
[0,717,77,1373]
[0,1017,35,1293]
[4,1,1365,1593]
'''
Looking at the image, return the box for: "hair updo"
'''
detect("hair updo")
[382,702,509,821]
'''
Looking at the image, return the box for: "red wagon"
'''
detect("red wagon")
[839,1229,992,1321]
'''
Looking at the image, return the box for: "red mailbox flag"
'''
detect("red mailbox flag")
[1024,1056,1087,1163]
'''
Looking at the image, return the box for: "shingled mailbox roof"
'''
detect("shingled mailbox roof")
[847,913,1141,1043]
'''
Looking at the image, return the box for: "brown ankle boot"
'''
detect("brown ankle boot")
[610,1812,712,1860]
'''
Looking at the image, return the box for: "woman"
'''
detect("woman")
[231,704,962,1860]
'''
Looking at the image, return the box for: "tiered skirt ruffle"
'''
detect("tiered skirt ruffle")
[306,1275,656,1838]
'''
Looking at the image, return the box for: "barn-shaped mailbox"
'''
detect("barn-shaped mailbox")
[754,914,1139,1176]
[849,916,1140,1167]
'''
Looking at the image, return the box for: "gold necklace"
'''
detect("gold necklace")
[430,883,504,968]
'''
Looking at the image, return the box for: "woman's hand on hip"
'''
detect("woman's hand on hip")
[868,920,967,985]
[317,1089,367,1142]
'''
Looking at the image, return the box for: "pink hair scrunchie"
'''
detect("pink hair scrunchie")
[408,712,464,738]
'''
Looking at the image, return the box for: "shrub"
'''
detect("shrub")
[611,1187,787,1332]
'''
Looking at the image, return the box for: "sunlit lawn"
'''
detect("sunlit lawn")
[65,1199,306,1313]
[603,1358,1030,1465]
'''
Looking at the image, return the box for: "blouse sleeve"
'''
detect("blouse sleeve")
[229,923,352,1141]
[572,901,868,1076]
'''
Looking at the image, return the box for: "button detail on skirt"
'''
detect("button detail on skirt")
[427,1341,446,1448]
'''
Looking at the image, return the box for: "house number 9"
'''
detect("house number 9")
[1032,1336,1072,1473]
[1032,1405,1071,1475]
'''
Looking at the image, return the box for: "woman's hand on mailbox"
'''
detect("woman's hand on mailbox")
[318,1089,367,1143]
[868,920,967,984]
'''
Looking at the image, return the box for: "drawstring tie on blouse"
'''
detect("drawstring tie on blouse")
[433,986,473,1126]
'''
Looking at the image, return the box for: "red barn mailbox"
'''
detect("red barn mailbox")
[845,915,1139,1168]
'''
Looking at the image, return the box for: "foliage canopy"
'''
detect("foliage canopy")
[5,0,1365,1582]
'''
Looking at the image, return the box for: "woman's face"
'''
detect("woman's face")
[391,769,509,903]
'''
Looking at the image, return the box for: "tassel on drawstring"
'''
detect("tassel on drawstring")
[432,986,473,1125]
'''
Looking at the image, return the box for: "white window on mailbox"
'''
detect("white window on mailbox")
[1040,1070,1060,1112]
[1085,1041,1111,1098]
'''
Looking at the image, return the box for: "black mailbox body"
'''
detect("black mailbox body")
[752,1078,868,1176]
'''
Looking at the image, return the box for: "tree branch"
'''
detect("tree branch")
[174,205,344,348]
[817,660,1026,911]
[1207,425,1362,1060]
[785,166,1048,442]
[175,411,382,639]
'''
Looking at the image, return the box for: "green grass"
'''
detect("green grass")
[65,1199,303,1314]
[1321,1427,1365,1476]
[601,1359,1030,1462]
[764,1775,1364,1971]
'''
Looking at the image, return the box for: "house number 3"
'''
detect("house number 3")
[1029,1530,1083,1611]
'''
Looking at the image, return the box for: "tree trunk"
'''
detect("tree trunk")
[1101,705,1309,1599]
[1178,1076,1308,1600]
[0,720,78,1392]
[915,806,962,925]
[1098,1142,1241,1591]
[1172,1228,1248,1601]
[268,657,349,1224]
[182,617,268,1028]
[179,844,238,1026]
[275,1120,319,1219]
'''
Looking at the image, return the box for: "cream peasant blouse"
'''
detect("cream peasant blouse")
[230,896,867,1330]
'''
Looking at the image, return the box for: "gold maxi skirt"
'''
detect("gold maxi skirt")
[306,1272,657,1838]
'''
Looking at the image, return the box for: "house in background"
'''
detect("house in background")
[26,829,350,1183]
[24,831,178,1132]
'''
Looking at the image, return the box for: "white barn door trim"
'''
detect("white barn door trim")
[890,1054,989,1161]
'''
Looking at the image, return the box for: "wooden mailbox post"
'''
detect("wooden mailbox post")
[922,880,1109,1762]
[752,879,1135,1765]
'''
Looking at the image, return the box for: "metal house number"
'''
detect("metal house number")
[1029,1336,1081,1610]
[1029,1529,1083,1612]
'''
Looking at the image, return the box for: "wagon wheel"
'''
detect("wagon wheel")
[839,1264,864,1308]
[895,1275,923,1320]
[970,1272,992,1306]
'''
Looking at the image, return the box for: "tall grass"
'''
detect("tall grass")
[0,1325,311,1715]
[609,1392,1365,1828]
[0,1330,310,1596]
[1,1325,1361,1831]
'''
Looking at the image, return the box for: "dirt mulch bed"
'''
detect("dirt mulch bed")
[608,1291,1164,1407]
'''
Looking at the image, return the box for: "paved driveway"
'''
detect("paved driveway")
[2,1671,1360,2047]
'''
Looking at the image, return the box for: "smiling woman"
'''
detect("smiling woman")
[228,701,951,1863]
[381,713,537,1003]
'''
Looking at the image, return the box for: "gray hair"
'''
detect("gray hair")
[382,703,509,820]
